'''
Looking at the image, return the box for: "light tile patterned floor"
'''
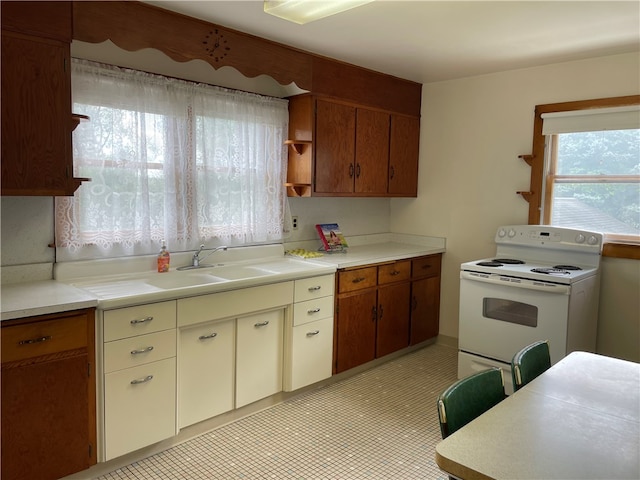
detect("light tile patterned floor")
[95,344,457,480]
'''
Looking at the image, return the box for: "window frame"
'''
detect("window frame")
[526,95,640,260]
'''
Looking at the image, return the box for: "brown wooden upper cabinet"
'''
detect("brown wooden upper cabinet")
[1,1,86,196]
[286,95,420,198]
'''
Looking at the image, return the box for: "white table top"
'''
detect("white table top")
[435,351,640,480]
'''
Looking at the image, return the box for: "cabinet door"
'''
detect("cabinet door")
[1,309,96,480]
[2,353,90,480]
[388,115,419,196]
[314,99,356,194]
[355,108,389,194]
[376,282,411,357]
[335,289,377,373]
[104,357,177,461]
[410,276,441,345]
[289,317,334,390]
[1,31,76,195]
[178,319,235,428]
[236,309,283,408]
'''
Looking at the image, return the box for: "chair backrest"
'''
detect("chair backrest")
[436,367,506,439]
[511,340,551,392]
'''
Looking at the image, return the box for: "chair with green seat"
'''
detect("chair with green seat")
[511,340,551,392]
[436,367,506,439]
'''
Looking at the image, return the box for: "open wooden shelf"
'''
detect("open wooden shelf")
[284,140,311,156]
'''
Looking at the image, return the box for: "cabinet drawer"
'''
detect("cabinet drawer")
[1,314,87,363]
[288,317,334,390]
[103,301,176,342]
[338,266,377,293]
[378,260,411,285]
[294,274,335,302]
[293,296,334,326]
[412,255,442,279]
[104,329,176,374]
[104,357,176,461]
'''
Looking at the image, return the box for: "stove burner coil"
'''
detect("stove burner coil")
[477,261,504,267]
[531,267,571,276]
[554,265,582,271]
[493,258,525,264]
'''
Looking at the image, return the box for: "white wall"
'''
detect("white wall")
[391,52,640,361]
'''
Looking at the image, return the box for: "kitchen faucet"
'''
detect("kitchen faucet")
[178,245,228,270]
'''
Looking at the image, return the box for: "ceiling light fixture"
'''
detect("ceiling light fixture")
[263,1,374,25]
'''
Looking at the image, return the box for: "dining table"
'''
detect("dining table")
[435,351,640,480]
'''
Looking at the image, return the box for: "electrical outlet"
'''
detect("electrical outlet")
[292,216,298,230]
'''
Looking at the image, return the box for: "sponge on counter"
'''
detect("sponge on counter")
[285,249,324,259]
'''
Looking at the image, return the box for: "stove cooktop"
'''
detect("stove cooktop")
[461,257,598,284]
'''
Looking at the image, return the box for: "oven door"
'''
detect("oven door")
[459,271,570,365]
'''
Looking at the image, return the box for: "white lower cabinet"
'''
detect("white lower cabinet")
[104,357,176,460]
[100,301,178,461]
[98,275,336,461]
[236,309,284,408]
[178,319,235,428]
[288,316,334,390]
[285,274,335,391]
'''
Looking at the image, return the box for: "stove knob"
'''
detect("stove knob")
[575,234,585,243]
[587,235,599,245]
[508,229,516,238]
[498,228,506,238]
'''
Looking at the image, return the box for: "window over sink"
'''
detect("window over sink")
[55,60,291,261]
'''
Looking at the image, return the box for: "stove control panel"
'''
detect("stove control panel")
[495,225,602,251]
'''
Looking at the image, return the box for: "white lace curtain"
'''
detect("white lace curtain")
[56,59,291,261]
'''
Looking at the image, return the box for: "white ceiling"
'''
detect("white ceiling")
[144,0,640,84]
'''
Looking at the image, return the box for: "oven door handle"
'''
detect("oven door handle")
[460,271,571,295]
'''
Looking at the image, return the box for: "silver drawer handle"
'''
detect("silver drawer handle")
[308,285,322,291]
[131,346,154,355]
[130,316,153,325]
[254,321,269,327]
[307,308,321,314]
[131,375,153,385]
[19,335,52,345]
[306,330,320,337]
[199,333,218,340]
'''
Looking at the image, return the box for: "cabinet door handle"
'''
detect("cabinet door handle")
[131,375,153,385]
[371,306,377,322]
[18,335,52,345]
[307,308,321,314]
[412,296,418,311]
[254,321,270,327]
[356,163,361,178]
[130,316,153,325]
[352,277,366,284]
[306,330,320,337]
[131,346,154,355]
[199,333,218,340]
[308,285,322,292]
[379,304,384,320]
[390,165,395,179]
[349,163,354,178]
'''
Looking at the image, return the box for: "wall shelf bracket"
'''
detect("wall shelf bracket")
[518,154,534,167]
[285,140,311,156]
[516,191,534,203]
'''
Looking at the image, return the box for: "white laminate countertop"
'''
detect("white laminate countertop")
[306,241,445,269]
[1,234,445,317]
[1,280,98,321]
